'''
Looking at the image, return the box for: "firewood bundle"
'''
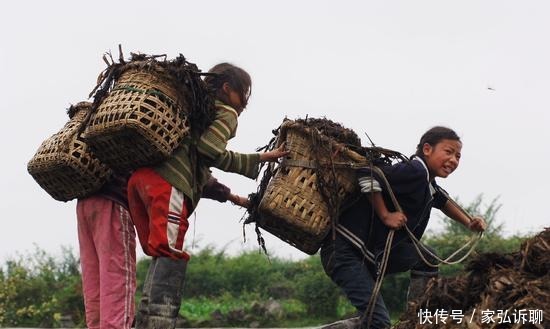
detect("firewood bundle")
[394,228,550,329]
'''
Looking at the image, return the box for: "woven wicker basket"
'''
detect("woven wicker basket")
[28,102,112,202]
[258,121,367,254]
[83,68,189,171]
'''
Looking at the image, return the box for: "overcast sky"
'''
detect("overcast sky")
[1,0,548,263]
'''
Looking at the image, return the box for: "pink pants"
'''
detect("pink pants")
[77,196,136,329]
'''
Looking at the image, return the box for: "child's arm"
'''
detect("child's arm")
[358,173,407,229]
[259,143,289,162]
[201,176,250,208]
[197,107,287,178]
[442,201,486,232]
[367,192,408,230]
[227,193,250,208]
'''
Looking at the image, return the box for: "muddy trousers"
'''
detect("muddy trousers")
[135,257,188,329]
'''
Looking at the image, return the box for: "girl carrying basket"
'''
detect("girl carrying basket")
[128,63,288,328]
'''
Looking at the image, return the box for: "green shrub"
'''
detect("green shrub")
[294,266,340,317]
[183,247,234,297]
[0,247,84,327]
[183,247,294,298]
[380,272,409,316]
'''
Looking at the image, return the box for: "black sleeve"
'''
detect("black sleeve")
[201,177,231,202]
[358,162,428,213]
[432,183,450,210]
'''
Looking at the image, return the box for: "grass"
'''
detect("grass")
[179,293,357,327]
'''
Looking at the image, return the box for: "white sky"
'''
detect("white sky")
[1,0,549,263]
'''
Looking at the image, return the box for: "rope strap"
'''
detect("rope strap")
[371,166,482,267]
[359,165,483,328]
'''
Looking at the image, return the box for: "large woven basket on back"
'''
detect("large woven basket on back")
[83,67,189,172]
[258,120,367,254]
[28,102,112,201]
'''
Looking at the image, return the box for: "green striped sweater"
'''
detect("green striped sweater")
[154,101,261,210]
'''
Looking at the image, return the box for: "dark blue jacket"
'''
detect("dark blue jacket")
[334,157,449,264]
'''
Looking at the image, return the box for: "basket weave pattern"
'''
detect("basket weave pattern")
[258,122,365,254]
[28,103,112,201]
[83,69,189,171]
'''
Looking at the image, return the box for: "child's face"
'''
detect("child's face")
[423,139,462,179]
[227,88,245,114]
[223,83,248,115]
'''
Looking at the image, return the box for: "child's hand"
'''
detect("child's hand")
[228,194,250,208]
[468,216,486,232]
[259,143,290,162]
[381,212,408,230]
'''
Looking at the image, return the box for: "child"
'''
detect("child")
[77,175,245,329]
[76,173,136,329]
[319,126,486,329]
[128,62,288,328]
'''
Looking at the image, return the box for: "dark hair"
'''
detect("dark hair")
[414,126,461,158]
[204,63,252,108]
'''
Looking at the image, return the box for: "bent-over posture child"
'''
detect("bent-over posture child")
[128,63,287,329]
[320,126,486,329]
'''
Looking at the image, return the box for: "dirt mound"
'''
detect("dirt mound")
[393,228,549,329]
